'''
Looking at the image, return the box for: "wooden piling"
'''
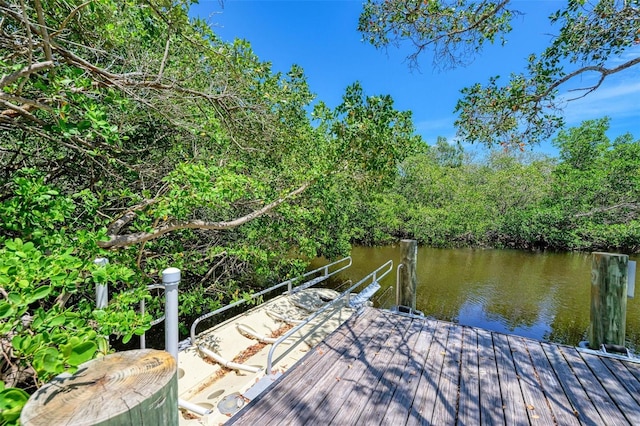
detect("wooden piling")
[21,349,178,425]
[398,239,418,310]
[588,252,629,350]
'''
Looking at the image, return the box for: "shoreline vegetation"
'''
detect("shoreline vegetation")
[350,118,640,256]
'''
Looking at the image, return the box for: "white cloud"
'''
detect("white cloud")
[561,79,640,125]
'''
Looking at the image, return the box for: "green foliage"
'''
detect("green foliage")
[0,175,149,399]
[359,0,516,68]
[0,170,75,243]
[313,82,424,188]
[2,3,422,383]
[355,119,639,253]
[0,381,29,426]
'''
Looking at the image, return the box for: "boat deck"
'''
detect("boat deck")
[228,307,640,425]
[177,289,356,425]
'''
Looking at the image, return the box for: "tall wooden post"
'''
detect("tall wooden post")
[398,239,418,310]
[588,252,628,349]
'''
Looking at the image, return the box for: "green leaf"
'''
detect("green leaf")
[0,301,14,319]
[27,286,51,303]
[67,342,97,366]
[33,347,60,374]
[7,293,21,305]
[48,315,66,327]
[0,387,29,423]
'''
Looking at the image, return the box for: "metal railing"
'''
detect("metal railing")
[139,283,166,350]
[189,256,352,345]
[266,260,393,375]
[93,259,180,358]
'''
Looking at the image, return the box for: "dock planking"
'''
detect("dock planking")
[228,307,640,425]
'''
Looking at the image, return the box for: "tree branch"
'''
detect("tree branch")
[33,0,52,62]
[98,182,311,248]
[540,56,640,102]
[0,61,54,89]
[51,0,94,38]
[575,203,640,218]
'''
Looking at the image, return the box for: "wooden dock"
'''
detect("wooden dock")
[228,307,640,425]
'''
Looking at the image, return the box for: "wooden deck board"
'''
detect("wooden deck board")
[561,347,631,425]
[541,343,604,426]
[457,326,480,426]
[506,336,555,425]
[431,323,463,425]
[522,340,581,426]
[352,318,423,425]
[602,357,640,408]
[580,353,640,424]
[274,309,393,425]
[228,307,640,426]
[405,318,452,425]
[493,333,529,426]
[229,307,381,424]
[380,319,438,425]
[477,328,505,425]
[318,312,413,425]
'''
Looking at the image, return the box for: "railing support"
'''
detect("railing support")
[94,258,109,309]
[163,267,181,361]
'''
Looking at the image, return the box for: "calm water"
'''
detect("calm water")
[312,246,640,350]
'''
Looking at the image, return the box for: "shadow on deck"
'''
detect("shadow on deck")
[228,307,640,425]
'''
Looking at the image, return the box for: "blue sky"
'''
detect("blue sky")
[190,1,640,156]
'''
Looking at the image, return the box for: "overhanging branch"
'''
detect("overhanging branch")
[98,182,310,248]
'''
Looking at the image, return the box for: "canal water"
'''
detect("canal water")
[312,246,640,350]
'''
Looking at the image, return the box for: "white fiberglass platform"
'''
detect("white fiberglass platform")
[177,289,356,425]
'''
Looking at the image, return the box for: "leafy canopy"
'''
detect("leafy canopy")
[359,0,640,148]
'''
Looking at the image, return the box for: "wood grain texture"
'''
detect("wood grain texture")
[21,349,177,426]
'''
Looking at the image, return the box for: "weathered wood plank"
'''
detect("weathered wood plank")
[506,336,555,425]
[493,333,528,426]
[606,358,640,408]
[323,312,414,424]
[560,346,630,425]
[381,318,439,425]
[477,328,505,425]
[620,359,640,383]
[457,326,480,426]
[227,307,382,425]
[580,352,640,424]
[406,319,452,425]
[351,318,425,425]
[431,323,463,425]
[522,340,581,426]
[541,343,604,426]
[277,310,405,425]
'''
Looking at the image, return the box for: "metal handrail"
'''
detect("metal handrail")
[395,264,404,308]
[134,283,167,349]
[266,260,393,374]
[373,285,394,308]
[189,256,352,345]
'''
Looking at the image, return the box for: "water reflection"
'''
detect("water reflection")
[312,246,640,349]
